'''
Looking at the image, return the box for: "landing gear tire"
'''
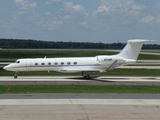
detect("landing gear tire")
[14,74,17,79]
[82,71,91,79]
[84,75,90,79]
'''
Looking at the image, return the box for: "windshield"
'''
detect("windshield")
[13,60,20,63]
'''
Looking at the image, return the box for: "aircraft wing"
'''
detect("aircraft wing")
[60,60,118,72]
[60,68,103,72]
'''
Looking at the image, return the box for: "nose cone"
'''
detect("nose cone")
[3,65,12,71]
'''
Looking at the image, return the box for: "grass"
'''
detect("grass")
[138,54,160,60]
[141,50,160,53]
[1,85,160,94]
[0,49,117,59]
[0,49,160,60]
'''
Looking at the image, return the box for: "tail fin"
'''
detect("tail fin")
[117,39,155,61]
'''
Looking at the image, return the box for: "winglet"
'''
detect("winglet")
[108,60,118,70]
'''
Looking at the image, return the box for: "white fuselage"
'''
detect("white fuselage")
[4,56,124,72]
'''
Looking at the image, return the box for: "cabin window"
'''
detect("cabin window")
[41,62,45,65]
[35,63,38,65]
[73,62,77,65]
[48,62,51,65]
[67,62,71,65]
[54,62,58,65]
[61,62,64,65]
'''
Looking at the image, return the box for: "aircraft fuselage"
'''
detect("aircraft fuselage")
[4,56,123,72]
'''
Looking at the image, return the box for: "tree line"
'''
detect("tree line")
[0,38,159,49]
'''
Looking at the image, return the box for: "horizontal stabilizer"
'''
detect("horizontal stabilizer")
[128,39,157,43]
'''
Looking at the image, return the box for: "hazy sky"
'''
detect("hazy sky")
[0,0,159,44]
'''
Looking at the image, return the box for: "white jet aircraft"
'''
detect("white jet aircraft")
[3,39,154,79]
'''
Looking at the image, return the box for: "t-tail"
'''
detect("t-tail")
[115,39,156,62]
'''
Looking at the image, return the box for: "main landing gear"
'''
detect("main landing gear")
[82,71,90,79]
[14,72,19,79]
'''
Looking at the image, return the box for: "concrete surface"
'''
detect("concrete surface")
[1,94,160,120]
[0,76,160,85]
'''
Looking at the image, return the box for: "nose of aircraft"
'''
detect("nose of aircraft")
[3,65,11,71]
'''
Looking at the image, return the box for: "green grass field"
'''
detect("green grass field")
[1,85,160,94]
[0,49,117,59]
[0,49,160,60]
[141,50,160,53]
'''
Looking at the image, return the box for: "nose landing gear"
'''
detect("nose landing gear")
[14,72,19,79]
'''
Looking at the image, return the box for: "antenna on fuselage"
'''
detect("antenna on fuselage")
[44,56,47,58]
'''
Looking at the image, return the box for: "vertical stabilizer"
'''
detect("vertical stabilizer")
[117,39,155,61]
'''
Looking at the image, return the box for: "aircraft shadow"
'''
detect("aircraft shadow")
[67,76,99,80]
[101,78,128,80]
[67,76,115,82]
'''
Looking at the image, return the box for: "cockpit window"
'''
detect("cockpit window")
[14,61,20,63]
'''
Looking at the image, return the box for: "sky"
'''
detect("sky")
[0,0,159,44]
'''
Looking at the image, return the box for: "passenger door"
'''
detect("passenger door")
[26,60,31,70]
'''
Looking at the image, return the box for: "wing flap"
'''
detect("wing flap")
[60,68,102,72]
[107,60,118,70]
[60,60,118,72]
